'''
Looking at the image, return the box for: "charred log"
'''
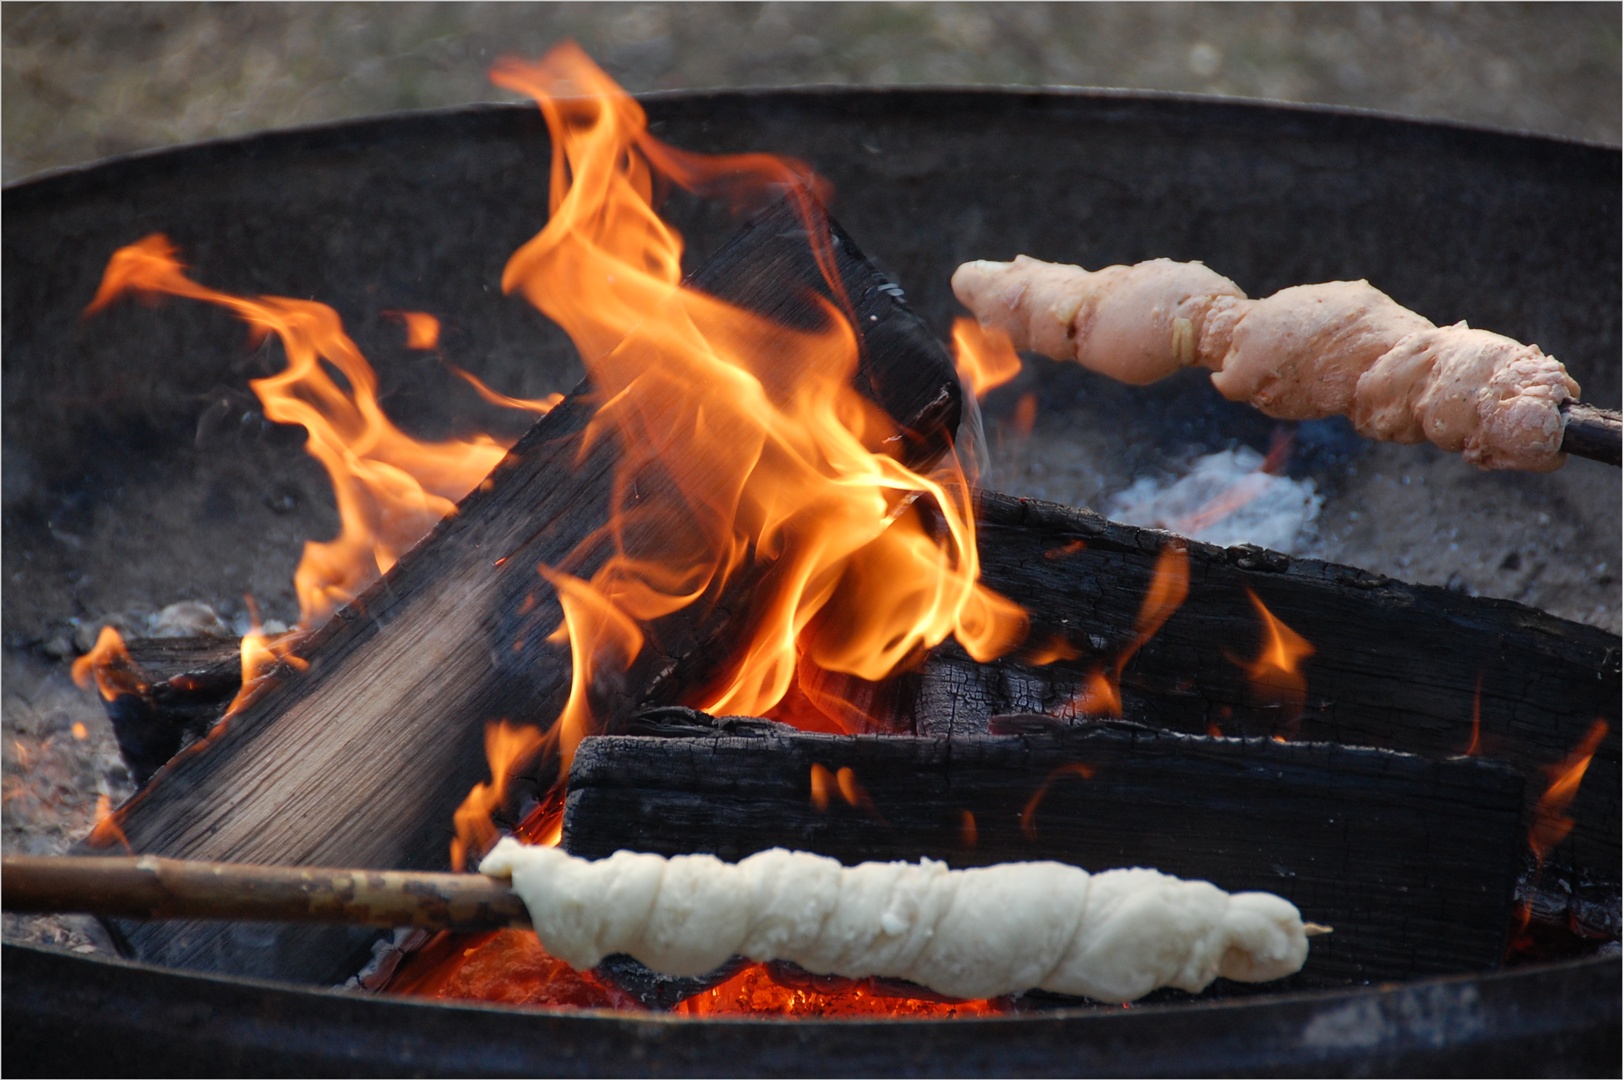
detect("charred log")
[97,635,265,784]
[909,491,1621,882]
[90,198,964,984]
[562,713,1528,987]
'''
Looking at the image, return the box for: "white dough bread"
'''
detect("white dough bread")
[480,838,1310,1003]
[952,256,1578,472]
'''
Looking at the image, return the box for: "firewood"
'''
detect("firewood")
[561,714,1527,987]
[96,635,267,785]
[909,490,1621,880]
[89,198,966,984]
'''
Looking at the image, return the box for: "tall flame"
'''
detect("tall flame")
[473,44,1024,796]
[86,238,517,628]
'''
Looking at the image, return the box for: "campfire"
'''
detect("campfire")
[3,43,1619,1071]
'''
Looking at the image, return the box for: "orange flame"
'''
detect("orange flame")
[1020,763,1096,840]
[220,598,309,722]
[86,236,517,628]
[453,367,564,416]
[960,809,978,848]
[87,791,132,852]
[450,720,548,872]
[1528,719,1608,864]
[486,44,1024,783]
[1241,589,1314,724]
[1011,392,1037,438]
[1068,544,1189,718]
[809,763,834,811]
[834,765,881,816]
[950,317,1022,399]
[1072,667,1124,718]
[1465,672,1484,756]
[71,625,147,702]
[1026,636,1083,665]
[393,310,442,350]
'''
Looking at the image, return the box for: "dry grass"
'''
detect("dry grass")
[4,2,1618,182]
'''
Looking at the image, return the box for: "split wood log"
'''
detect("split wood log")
[561,714,1528,988]
[906,490,1621,882]
[87,198,965,985]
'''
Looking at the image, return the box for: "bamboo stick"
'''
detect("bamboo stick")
[2,854,528,931]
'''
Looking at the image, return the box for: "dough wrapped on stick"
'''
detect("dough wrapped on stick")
[480,838,1316,1003]
[953,255,1585,472]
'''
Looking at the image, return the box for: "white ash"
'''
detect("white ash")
[1106,447,1322,554]
[343,927,433,992]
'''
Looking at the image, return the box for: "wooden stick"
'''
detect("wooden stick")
[1,854,1337,940]
[3,854,528,932]
[1561,401,1621,466]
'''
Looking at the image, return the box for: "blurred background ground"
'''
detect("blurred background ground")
[3,2,1619,182]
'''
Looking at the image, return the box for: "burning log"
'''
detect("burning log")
[910,491,1621,879]
[562,714,1528,987]
[81,634,265,785]
[89,199,968,984]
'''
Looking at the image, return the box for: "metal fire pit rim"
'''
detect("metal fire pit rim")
[5,940,1617,1077]
[5,83,1616,199]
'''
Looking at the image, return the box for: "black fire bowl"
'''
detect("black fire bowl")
[3,87,1619,1076]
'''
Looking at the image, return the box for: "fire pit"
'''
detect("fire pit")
[4,82,1619,1075]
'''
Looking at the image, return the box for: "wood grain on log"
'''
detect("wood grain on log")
[92,199,964,984]
[562,715,1527,987]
